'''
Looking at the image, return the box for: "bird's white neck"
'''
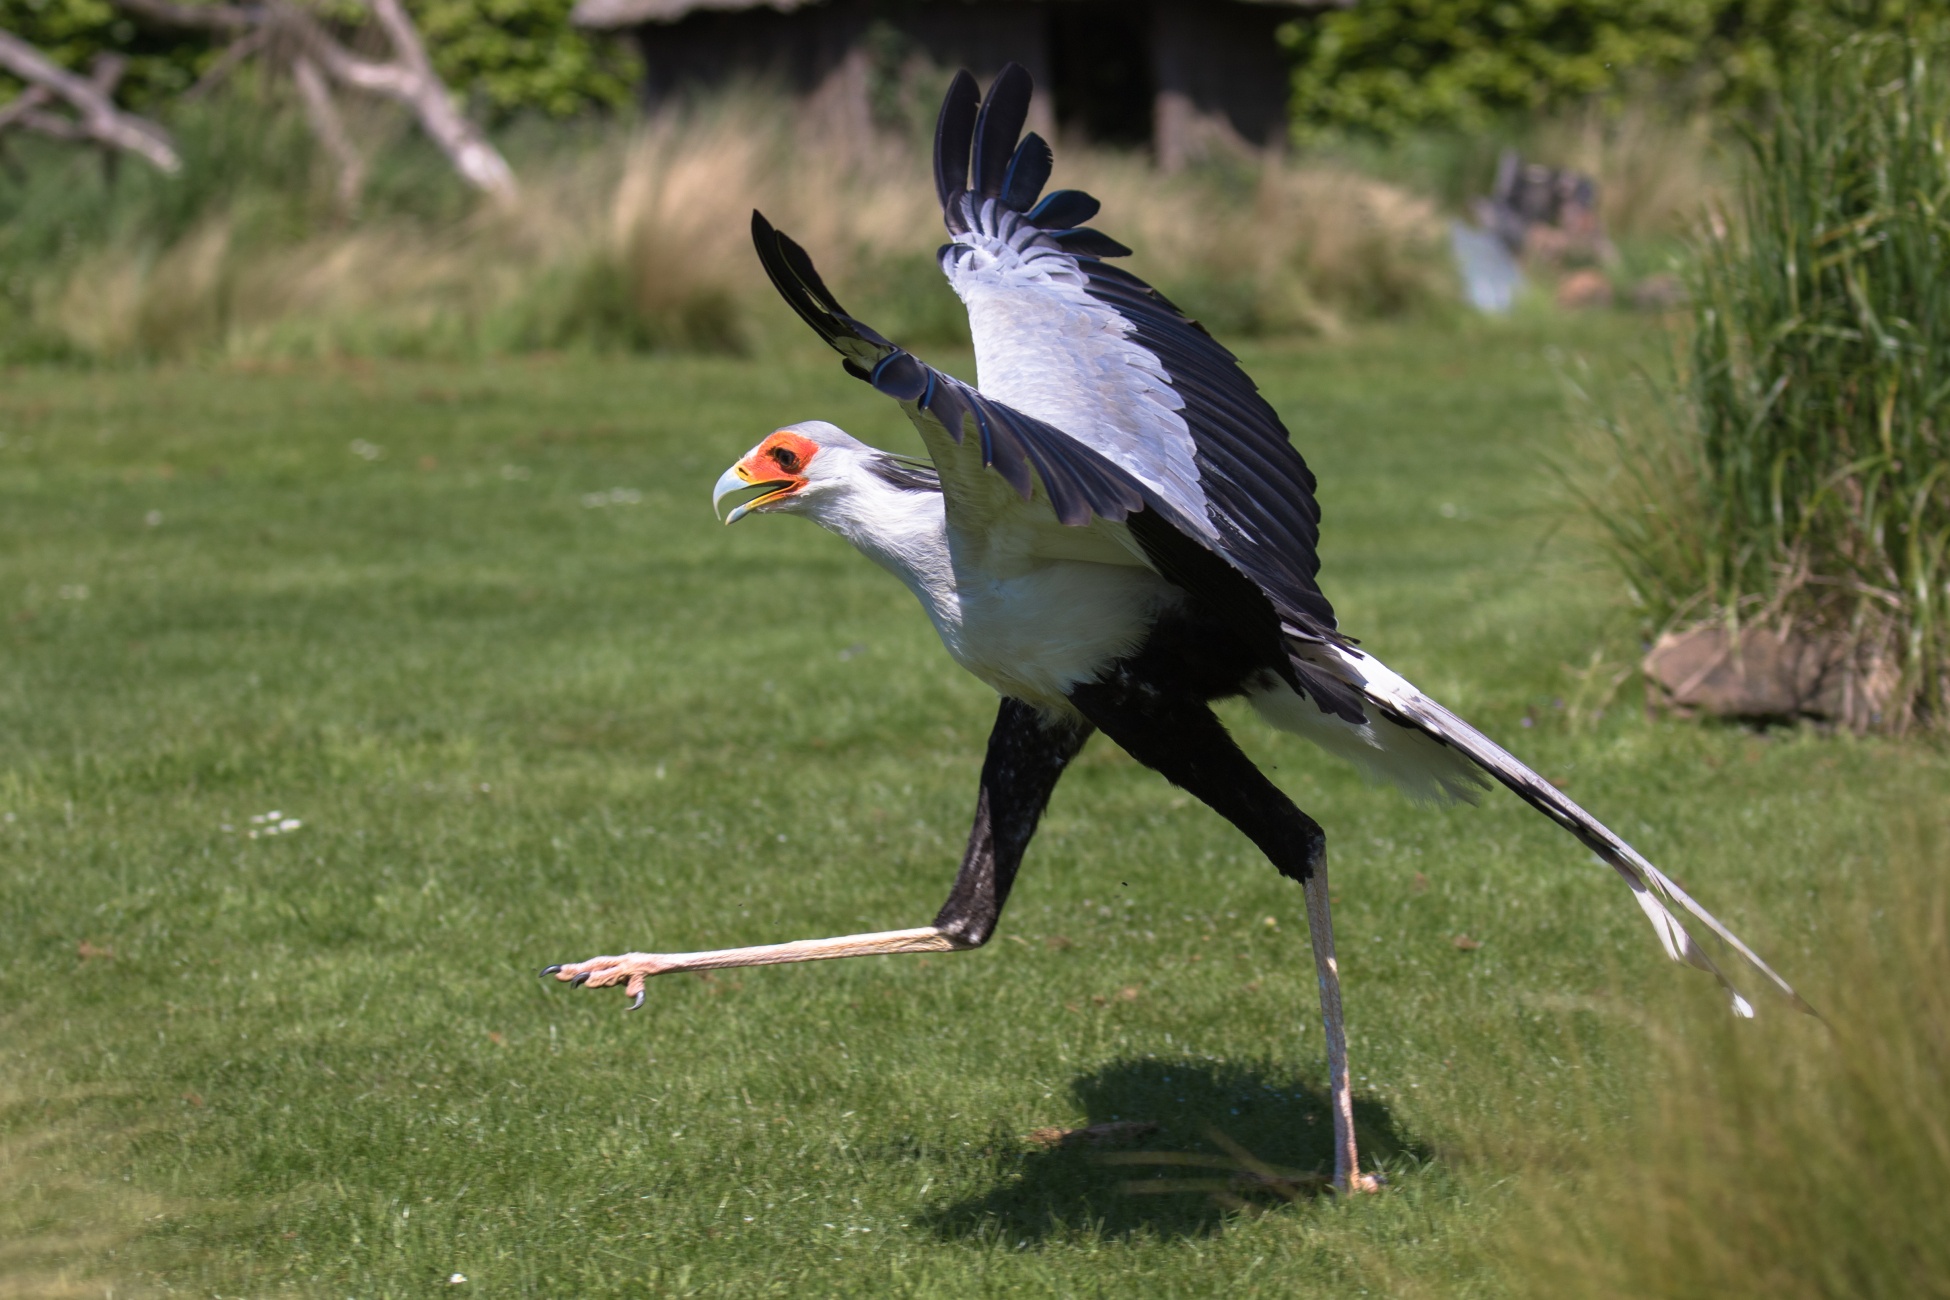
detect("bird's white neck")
[801,471,961,630]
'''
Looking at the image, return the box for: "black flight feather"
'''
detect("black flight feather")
[1026,189,1100,228]
[1051,228,1134,258]
[1000,133,1052,212]
[933,70,980,211]
[970,62,1032,198]
[751,211,843,346]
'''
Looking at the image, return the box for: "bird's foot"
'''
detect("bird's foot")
[541,953,674,1010]
[1338,1171,1384,1195]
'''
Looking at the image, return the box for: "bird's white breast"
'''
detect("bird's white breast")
[817,472,1171,710]
[933,542,1171,709]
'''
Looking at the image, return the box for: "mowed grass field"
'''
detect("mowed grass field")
[2,318,1943,1297]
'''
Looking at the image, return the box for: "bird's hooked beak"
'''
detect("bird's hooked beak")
[714,430,820,524]
[713,457,799,525]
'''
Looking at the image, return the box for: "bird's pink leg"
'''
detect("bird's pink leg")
[549,701,1089,1009]
[1302,860,1380,1194]
[546,927,966,1008]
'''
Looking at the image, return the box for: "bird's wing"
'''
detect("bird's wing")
[930,66,1339,646]
[753,210,1367,720]
[753,211,1153,534]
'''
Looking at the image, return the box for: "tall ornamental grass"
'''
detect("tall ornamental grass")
[1593,34,1950,731]
[1483,817,1950,1300]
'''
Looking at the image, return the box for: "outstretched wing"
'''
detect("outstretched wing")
[752,210,1366,720]
[932,65,1339,647]
[753,210,1146,539]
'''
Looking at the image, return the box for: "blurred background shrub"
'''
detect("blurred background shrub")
[1283,0,1942,140]
[0,0,636,116]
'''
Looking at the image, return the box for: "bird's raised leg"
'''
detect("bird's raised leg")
[1069,668,1378,1195]
[546,699,1089,1006]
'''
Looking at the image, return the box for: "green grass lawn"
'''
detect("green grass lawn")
[2,319,1941,1298]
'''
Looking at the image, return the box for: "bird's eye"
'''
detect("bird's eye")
[771,446,802,474]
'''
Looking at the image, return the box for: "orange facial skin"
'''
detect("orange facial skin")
[734,430,820,507]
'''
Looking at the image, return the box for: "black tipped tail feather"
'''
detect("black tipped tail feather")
[1300,642,1813,1019]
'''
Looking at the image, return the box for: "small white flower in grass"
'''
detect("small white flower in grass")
[144,510,163,528]
[448,1273,467,1285]
[245,811,303,838]
[350,440,383,461]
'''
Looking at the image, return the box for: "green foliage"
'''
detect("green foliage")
[0,0,635,119]
[0,0,219,108]
[1586,33,1950,729]
[413,0,637,118]
[1281,0,1937,139]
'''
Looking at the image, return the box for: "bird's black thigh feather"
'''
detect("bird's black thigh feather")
[1069,654,1326,885]
[932,699,1093,946]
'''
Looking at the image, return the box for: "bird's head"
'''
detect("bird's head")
[712,420,909,526]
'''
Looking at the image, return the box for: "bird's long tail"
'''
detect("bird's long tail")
[1293,641,1812,1019]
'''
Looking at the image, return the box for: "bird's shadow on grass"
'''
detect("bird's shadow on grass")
[919,1058,1423,1243]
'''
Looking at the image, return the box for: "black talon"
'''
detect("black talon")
[569,972,591,988]
[540,965,563,978]
[626,989,645,1011]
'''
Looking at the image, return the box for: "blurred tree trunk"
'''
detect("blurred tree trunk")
[0,33,181,172]
[291,53,365,215]
[108,0,518,202]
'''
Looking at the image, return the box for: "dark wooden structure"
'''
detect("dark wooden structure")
[568,0,1340,170]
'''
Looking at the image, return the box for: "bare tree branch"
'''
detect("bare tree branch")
[0,31,180,172]
[299,0,515,199]
[0,85,54,133]
[109,0,517,201]
[291,53,364,214]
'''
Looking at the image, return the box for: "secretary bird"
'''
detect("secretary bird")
[548,65,1807,1194]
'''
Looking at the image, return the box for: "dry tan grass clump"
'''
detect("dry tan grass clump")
[24,99,1453,363]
